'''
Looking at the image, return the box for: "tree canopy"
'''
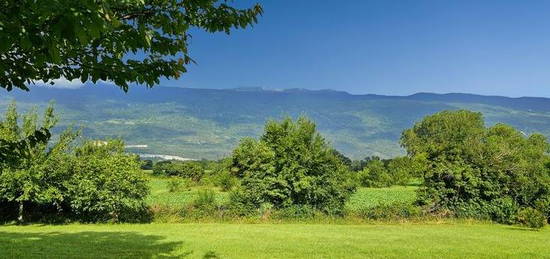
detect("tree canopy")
[229,117,356,214]
[401,110,550,224]
[0,0,262,91]
[0,102,149,223]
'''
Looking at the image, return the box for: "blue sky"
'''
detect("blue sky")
[156,0,550,97]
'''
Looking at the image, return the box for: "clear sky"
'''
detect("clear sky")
[162,1,550,97]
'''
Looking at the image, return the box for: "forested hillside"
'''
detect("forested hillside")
[2,85,550,159]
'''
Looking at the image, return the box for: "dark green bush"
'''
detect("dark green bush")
[227,189,259,216]
[229,117,356,214]
[351,202,422,220]
[534,197,550,223]
[68,140,150,222]
[517,208,546,229]
[402,110,550,224]
[450,198,519,224]
[178,189,220,219]
[0,103,150,223]
[140,159,153,170]
[357,158,392,187]
[351,156,420,187]
[193,189,217,210]
[153,160,204,181]
[271,205,317,219]
[217,171,238,191]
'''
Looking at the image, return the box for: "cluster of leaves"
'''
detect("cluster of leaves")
[228,117,356,214]
[0,0,262,91]
[0,102,149,223]
[401,110,550,227]
[153,160,204,182]
[151,158,238,191]
[350,156,423,188]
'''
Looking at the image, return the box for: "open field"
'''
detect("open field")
[146,177,230,207]
[1,223,548,258]
[146,176,418,212]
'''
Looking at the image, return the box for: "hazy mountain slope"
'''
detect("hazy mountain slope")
[2,86,550,160]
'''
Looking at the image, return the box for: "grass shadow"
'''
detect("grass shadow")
[505,226,542,232]
[0,230,189,258]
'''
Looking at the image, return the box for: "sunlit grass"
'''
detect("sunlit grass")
[1,223,548,258]
[146,176,229,207]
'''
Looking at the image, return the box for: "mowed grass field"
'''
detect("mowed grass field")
[1,223,549,258]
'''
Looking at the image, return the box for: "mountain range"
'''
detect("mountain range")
[2,86,550,160]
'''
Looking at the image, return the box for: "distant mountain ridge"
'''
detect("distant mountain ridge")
[2,85,550,160]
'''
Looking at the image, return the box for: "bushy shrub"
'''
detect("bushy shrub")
[271,205,317,219]
[351,156,420,187]
[534,197,550,223]
[227,189,258,216]
[193,189,217,210]
[402,110,550,223]
[386,156,420,185]
[140,159,153,170]
[168,177,192,192]
[450,198,519,224]
[217,171,238,191]
[153,160,204,181]
[0,102,150,223]
[357,158,392,187]
[179,189,220,219]
[152,160,172,175]
[228,117,356,214]
[351,202,422,220]
[67,140,150,222]
[517,208,546,229]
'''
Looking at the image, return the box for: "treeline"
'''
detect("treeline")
[339,154,423,187]
[149,149,422,194]
[147,112,550,228]
[1,102,549,228]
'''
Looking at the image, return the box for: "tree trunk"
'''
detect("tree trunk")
[17,201,24,224]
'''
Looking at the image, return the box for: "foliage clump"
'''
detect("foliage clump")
[516,208,546,229]
[1,1,263,91]
[0,102,149,223]
[228,117,356,214]
[352,156,421,188]
[401,110,550,225]
[153,160,204,182]
[68,140,150,222]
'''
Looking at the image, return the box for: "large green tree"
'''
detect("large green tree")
[401,110,550,223]
[229,117,356,214]
[0,102,149,223]
[0,0,262,91]
[0,102,69,222]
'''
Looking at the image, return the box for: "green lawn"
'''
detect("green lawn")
[17,178,539,258]
[0,223,548,258]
